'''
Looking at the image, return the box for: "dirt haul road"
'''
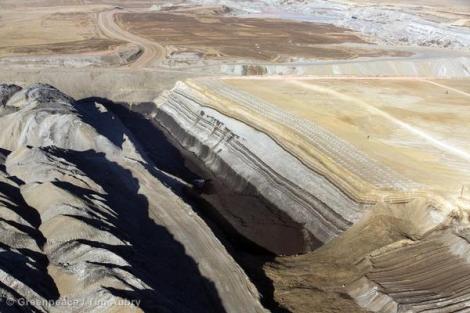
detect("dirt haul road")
[98,8,165,69]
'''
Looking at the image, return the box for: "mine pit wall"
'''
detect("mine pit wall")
[0,84,270,313]
[153,83,367,256]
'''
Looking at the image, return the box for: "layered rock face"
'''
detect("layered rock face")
[153,77,470,312]
[0,83,267,313]
[154,81,370,255]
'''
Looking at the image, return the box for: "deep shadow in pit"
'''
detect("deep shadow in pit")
[184,191,292,313]
[76,97,292,313]
[76,97,198,183]
[47,147,226,313]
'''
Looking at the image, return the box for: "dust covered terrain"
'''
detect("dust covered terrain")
[1,1,470,313]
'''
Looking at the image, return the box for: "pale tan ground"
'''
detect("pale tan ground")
[0,1,410,67]
[1,2,469,313]
[183,76,470,312]
[0,0,467,68]
[0,0,158,9]
[192,77,470,202]
[0,5,122,57]
[265,214,412,313]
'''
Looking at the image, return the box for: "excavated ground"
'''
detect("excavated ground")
[152,76,470,313]
[1,1,470,313]
[115,12,409,62]
[0,83,269,313]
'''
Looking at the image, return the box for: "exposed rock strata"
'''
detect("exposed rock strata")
[0,83,267,313]
[154,77,470,313]
[154,81,369,255]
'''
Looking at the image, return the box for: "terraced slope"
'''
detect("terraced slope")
[155,77,470,255]
[155,81,368,254]
[154,77,470,312]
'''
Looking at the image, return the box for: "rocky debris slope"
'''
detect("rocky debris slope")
[0,83,267,313]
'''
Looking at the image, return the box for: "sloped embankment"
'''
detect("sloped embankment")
[152,78,470,313]
[154,81,373,255]
[0,83,267,313]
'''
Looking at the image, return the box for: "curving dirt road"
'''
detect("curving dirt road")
[98,9,165,69]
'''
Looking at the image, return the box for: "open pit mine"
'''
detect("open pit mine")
[1,0,470,313]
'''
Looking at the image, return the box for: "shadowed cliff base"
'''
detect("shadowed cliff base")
[78,97,291,313]
[41,146,226,313]
[0,83,269,313]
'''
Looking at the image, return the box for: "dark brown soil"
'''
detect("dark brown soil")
[116,12,408,62]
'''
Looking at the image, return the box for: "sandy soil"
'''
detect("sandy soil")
[1,2,470,313]
[0,0,159,9]
[0,6,124,57]
[98,9,165,68]
[216,77,470,196]
[265,214,410,313]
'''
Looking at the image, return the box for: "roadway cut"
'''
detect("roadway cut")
[98,8,165,69]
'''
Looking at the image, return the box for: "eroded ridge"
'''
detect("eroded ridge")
[0,150,59,313]
[0,83,267,313]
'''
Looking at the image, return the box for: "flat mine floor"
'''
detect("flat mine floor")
[188,77,470,199]
[115,12,407,62]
